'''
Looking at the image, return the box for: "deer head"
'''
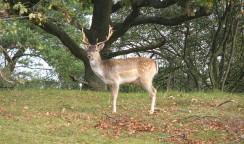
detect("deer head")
[81,26,113,60]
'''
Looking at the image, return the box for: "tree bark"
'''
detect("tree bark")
[221,21,239,90]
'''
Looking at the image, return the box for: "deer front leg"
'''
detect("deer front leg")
[111,83,119,113]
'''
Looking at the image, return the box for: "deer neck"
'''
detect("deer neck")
[89,55,105,78]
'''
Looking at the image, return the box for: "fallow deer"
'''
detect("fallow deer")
[81,26,158,114]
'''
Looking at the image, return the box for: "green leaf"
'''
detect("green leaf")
[48,4,53,10]
[29,13,36,20]
[13,2,21,10]
[13,2,28,15]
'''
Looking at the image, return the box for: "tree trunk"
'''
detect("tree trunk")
[87,0,112,46]
[221,21,239,90]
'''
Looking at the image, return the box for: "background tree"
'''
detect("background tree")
[0,20,86,89]
[150,0,243,92]
[208,1,243,91]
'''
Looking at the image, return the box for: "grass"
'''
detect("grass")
[0,90,243,143]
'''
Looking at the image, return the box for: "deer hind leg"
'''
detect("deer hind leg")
[140,79,157,114]
[150,86,157,114]
[111,83,119,113]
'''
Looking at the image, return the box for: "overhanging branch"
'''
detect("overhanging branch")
[112,0,177,13]
[136,0,177,9]
[106,40,166,58]
[105,6,140,50]
[38,21,88,63]
[131,7,211,26]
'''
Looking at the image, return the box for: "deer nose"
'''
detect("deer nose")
[87,55,92,59]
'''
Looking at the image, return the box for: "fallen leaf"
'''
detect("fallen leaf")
[45,112,50,116]
[50,127,57,131]
[61,108,66,113]
[101,132,109,137]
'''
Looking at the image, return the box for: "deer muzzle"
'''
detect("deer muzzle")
[87,54,93,60]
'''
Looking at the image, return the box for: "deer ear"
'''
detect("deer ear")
[97,43,105,51]
[80,44,88,51]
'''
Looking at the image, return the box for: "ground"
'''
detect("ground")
[0,90,243,143]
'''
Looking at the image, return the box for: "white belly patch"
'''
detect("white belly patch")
[119,77,138,84]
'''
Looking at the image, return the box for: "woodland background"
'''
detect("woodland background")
[0,0,243,92]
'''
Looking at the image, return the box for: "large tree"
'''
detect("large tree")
[1,0,212,90]
[149,0,243,92]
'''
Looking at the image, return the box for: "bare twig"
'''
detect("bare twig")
[230,136,244,143]
[183,115,221,120]
[102,113,126,123]
[69,74,89,85]
[0,16,29,21]
[182,115,200,120]
[153,24,166,41]
[158,133,186,139]
[16,66,52,70]
[217,100,235,107]
[176,109,190,113]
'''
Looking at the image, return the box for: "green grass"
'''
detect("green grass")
[0,90,243,143]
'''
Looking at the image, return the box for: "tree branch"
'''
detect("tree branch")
[103,6,141,57]
[69,74,89,85]
[131,7,211,26]
[182,115,221,120]
[106,40,166,58]
[135,0,177,9]
[0,68,15,84]
[15,66,52,70]
[12,47,25,62]
[38,21,88,63]
[112,0,177,13]
[0,16,29,21]
[112,1,124,13]
[0,46,13,65]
